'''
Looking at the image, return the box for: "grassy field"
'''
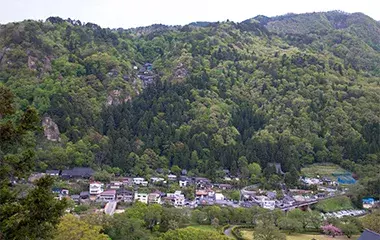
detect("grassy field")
[301,163,347,180]
[314,196,354,212]
[240,230,359,240]
[185,225,217,232]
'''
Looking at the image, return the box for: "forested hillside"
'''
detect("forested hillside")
[0,11,379,180]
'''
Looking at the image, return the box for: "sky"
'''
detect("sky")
[0,0,378,29]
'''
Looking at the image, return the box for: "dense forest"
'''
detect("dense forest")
[0,11,379,182]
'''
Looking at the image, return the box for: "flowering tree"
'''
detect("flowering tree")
[321,224,342,237]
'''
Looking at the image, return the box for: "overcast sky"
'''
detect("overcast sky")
[0,0,378,29]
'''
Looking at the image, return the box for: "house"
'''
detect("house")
[148,193,161,204]
[109,181,123,190]
[195,177,211,188]
[215,193,225,201]
[301,177,321,185]
[122,177,133,186]
[218,184,232,190]
[261,200,275,210]
[362,198,375,209]
[71,195,80,204]
[165,191,185,207]
[196,190,208,198]
[117,189,133,202]
[134,193,148,204]
[133,177,147,185]
[256,196,275,210]
[179,179,189,188]
[80,191,90,199]
[61,167,94,179]
[224,176,232,181]
[167,174,177,181]
[98,190,116,202]
[151,177,165,184]
[267,191,277,200]
[358,229,380,240]
[89,182,104,195]
[61,189,69,195]
[46,170,60,176]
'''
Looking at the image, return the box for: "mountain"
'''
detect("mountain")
[0,11,379,178]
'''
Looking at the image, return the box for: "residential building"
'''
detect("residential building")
[151,177,165,183]
[215,193,225,201]
[121,177,132,185]
[71,195,80,203]
[363,198,375,209]
[218,184,232,190]
[109,181,123,190]
[167,174,177,181]
[148,193,161,204]
[165,191,185,207]
[61,167,94,179]
[256,196,275,210]
[117,189,133,202]
[80,191,89,199]
[179,179,189,187]
[134,192,148,204]
[196,190,208,198]
[98,190,116,202]
[89,182,104,195]
[46,170,60,176]
[133,177,146,185]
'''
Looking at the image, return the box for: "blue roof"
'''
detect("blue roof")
[358,229,380,240]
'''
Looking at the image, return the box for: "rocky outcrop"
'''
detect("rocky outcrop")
[42,117,61,142]
[106,90,132,106]
[27,55,38,70]
[43,56,52,72]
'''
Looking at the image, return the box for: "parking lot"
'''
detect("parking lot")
[322,209,366,219]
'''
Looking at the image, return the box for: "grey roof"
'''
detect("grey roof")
[46,170,60,174]
[358,229,380,240]
[71,195,80,199]
[61,167,94,178]
[80,191,89,197]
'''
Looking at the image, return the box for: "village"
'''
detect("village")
[24,163,374,217]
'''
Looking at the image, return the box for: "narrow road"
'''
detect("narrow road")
[104,200,117,215]
[224,225,235,239]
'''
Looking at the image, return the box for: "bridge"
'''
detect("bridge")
[280,200,318,211]
[104,200,117,215]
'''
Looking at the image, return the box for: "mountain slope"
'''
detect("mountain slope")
[0,12,379,178]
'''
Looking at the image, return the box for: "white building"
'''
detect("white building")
[98,190,116,202]
[134,192,148,204]
[133,177,146,185]
[151,177,165,183]
[179,180,189,187]
[215,193,225,201]
[89,182,104,195]
[166,191,185,207]
[167,174,177,181]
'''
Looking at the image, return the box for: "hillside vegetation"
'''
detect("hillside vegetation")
[0,11,379,185]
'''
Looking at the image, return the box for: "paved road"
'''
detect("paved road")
[104,201,117,215]
[224,226,235,239]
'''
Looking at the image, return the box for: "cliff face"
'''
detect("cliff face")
[42,116,61,142]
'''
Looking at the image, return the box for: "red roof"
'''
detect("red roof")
[100,190,116,195]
